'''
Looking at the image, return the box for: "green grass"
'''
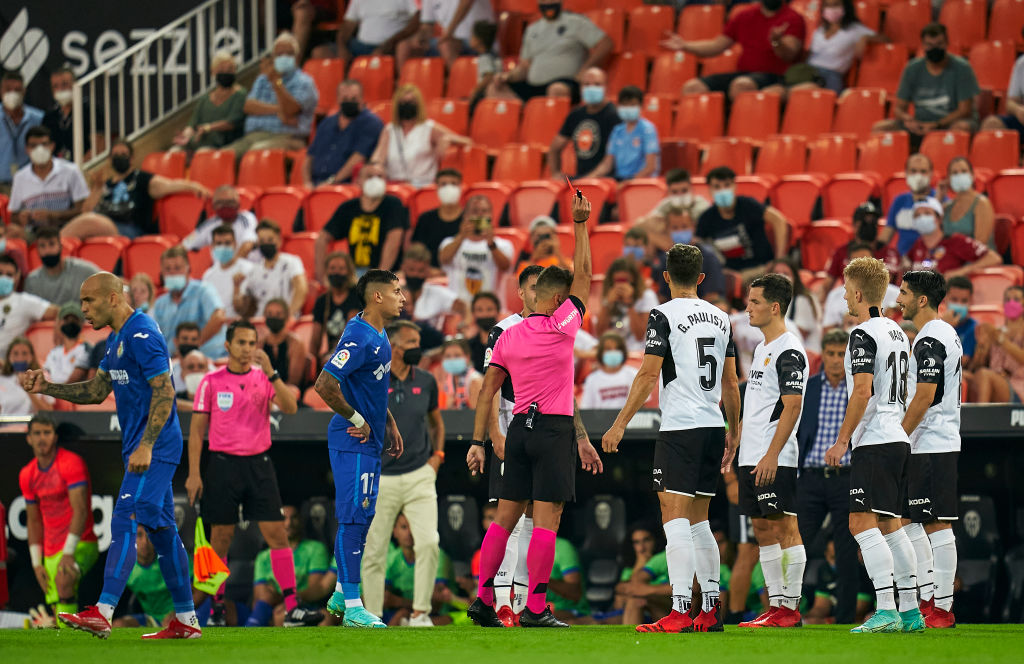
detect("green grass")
[3,625,1024,664]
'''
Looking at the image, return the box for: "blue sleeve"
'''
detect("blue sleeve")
[963,324,977,358]
[324,337,367,380]
[131,328,172,381]
[248,76,268,100]
[307,117,327,157]
[98,340,109,373]
[886,196,900,228]
[353,116,383,158]
[200,283,223,316]
[293,75,319,112]
[643,122,660,153]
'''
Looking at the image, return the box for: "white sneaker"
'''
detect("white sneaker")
[407,613,433,627]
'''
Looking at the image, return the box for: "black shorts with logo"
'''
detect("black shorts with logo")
[500,413,576,503]
[849,442,910,518]
[737,466,798,518]
[907,452,959,522]
[203,452,285,524]
[652,427,725,497]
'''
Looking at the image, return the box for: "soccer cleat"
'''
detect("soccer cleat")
[850,609,903,633]
[692,600,724,632]
[496,605,519,628]
[208,602,227,627]
[284,606,324,627]
[900,608,926,633]
[467,598,504,627]
[518,606,569,628]
[738,607,777,628]
[142,618,202,639]
[326,592,346,619]
[925,606,956,629]
[343,606,387,628]
[919,597,935,621]
[635,610,693,633]
[58,606,111,639]
[407,613,434,627]
[762,606,803,628]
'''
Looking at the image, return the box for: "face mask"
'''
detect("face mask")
[762,0,783,11]
[212,245,235,265]
[671,193,693,208]
[265,316,286,334]
[274,55,296,75]
[164,274,187,292]
[340,100,360,119]
[11,361,30,373]
[0,275,13,297]
[906,173,930,193]
[581,85,605,105]
[1005,299,1024,320]
[602,349,624,368]
[949,303,969,320]
[111,154,132,174]
[214,205,239,222]
[476,316,497,331]
[397,101,419,121]
[178,343,198,358]
[539,2,561,20]
[949,172,973,193]
[443,357,469,376]
[822,6,844,23]
[671,229,694,245]
[437,184,462,206]
[713,187,735,208]
[327,273,349,289]
[617,106,641,123]
[0,238,6,253]
[362,176,386,199]
[913,214,937,235]
[403,347,423,365]
[40,252,61,268]
[856,219,879,242]
[215,72,235,88]
[61,321,82,339]
[184,372,205,395]
[29,145,52,166]
[405,276,426,292]
[925,47,946,64]
[623,246,645,261]
[259,243,278,260]
[2,91,22,111]
[54,89,73,106]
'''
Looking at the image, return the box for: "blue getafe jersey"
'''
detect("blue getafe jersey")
[323,314,391,456]
[98,311,183,466]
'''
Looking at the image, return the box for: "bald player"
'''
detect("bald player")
[23,272,201,640]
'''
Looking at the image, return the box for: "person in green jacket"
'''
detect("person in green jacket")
[383,513,469,625]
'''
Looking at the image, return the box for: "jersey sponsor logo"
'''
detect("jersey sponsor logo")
[908,498,932,506]
[344,342,357,348]
[133,332,150,339]
[558,308,578,328]
[853,347,865,358]
[648,328,657,339]
[109,369,130,384]
[924,357,937,368]
[757,492,777,501]
[217,391,234,411]
[373,362,391,381]
[331,349,351,369]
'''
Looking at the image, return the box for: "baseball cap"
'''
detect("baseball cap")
[58,303,84,321]
[911,197,943,217]
[529,215,557,234]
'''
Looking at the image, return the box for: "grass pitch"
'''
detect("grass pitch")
[3,624,1023,664]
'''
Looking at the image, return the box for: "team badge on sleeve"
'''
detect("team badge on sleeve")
[331,349,351,369]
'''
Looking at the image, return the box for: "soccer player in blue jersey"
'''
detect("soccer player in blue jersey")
[22,272,200,640]
[314,269,406,628]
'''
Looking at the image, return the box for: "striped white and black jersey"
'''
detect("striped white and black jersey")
[739,331,808,468]
[907,318,963,453]
[845,311,912,448]
[484,312,523,436]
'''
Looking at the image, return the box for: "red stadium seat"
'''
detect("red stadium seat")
[969,304,1005,327]
[989,0,1024,50]
[302,58,345,115]
[399,58,445,101]
[440,144,489,187]
[591,225,627,275]
[368,100,393,124]
[157,193,205,239]
[447,57,479,99]
[586,9,625,53]
[283,232,318,278]
[700,45,742,76]
[832,87,887,140]
[970,41,1016,96]
[755,135,807,177]
[508,180,561,228]
[303,184,359,232]
[76,236,131,273]
[496,11,528,57]
[625,6,675,56]
[564,0,599,10]
[492,144,544,183]
[735,174,775,205]
[123,235,176,282]
[188,149,235,189]
[883,0,931,52]
[971,130,1020,172]
[649,52,699,98]
[606,0,644,9]
[618,178,667,224]
[855,0,882,31]
[727,91,781,141]
[141,151,186,179]
[607,52,649,97]
[989,169,1024,218]
[288,151,308,186]
[641,95,675,139]
[972,265,1024,306]
[464,182,513,220]
[254,186,306,233]
[519,96,571,151]
[408,186,440,229]
[677,4,726,41]
[858,131,910,180]
[470,99,522,151]
[494,227,528,262]
[806,133,859,176]
[189,245,213,280]
[856,42,908,95]
[348,56,395,103]
[939,0,988,54]
[237,149,287,188]
[0,193,8,225]
[919,131,971,177]
[822,174,879,220]
[772,173,828,225]
[428,98,470,135]
[702,137,753,175]
[26,322,57,366]
[781,88,836,139]
[673,92,725,142]
[558,178,615,229]
[801,220,854,272]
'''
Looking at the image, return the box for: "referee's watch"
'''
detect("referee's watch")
[267,371,281,383]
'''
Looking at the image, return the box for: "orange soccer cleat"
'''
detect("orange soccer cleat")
[692,600,725,632]
[636,610,693,633]
[58,606,112,639]
[925,606,956,629]
[141,618,202,639]
[739,606,777,628]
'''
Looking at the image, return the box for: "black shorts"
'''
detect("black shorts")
[700,72,784,93]
[907,452,959,522]
[652,427,724,497]
[728,503,755,545]
[849,442,910,518]
[203,452,284,524]
[737,466,798,519]
[500,413,576,503]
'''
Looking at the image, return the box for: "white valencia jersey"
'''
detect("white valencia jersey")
[485,312,523,436]
[739,331,808,468]
[907,318,963,453]
[646,298,735,430]
[845,312,912,448]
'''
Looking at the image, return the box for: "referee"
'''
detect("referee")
[466,191,603,629]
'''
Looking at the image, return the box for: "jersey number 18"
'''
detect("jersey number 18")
[886,351,909,405]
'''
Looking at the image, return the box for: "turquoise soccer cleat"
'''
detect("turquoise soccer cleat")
[326,592,346,619]
[850,609,903,633]
[343,606,387,628]
[900,608,926,633]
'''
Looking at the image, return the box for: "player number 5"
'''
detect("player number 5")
[696,337,717,392]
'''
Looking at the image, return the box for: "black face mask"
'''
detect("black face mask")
[761,0,783,10]
[476,316,497,331]
[327,273,349,289]
[403,347,423,365]
[265,317,286,334]
[259,243,278,260]
[178,343,198,358]
[539,2,561,19]
[111,154,132,174]
[925,47,946,64]
[856,218,879,242]
[60,322,82,339]
[40,252,61,268]
[215,72,235,88]
[340,100,360,119]
[405,276,426,292]
[397,101,419,120]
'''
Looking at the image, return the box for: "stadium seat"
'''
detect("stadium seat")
[368,100,393,124]
[882,172,911,210]
[348,55,395,103]
[188,149,235,189]
[76,236,131,273]
[649,52,699,98]
[558,178,615,229]
[492,143,544,183]
[806,133,859,176]
[822,173,879,220]
[727,91,781,141]
[939,0,988,54]
[883,0,931,52]
[288,150,308,186]
[438,495,482,564]
[606,0,644,9]
[494,227,528,264]
[427,98,470,135]
[446,57,479,99]
[735,174,774,205]
[673,92,725,142]
[440,144,489,187]
[677,4,726,41]
[856,42,908,95]
[157,193,206,239]
[519,96,571,151]
[254,186,306,233]
[399,57,445,101]
[755,135,807,177]
[123,235,176,282]
[989,0,1024,50]
[302,184,359,232]
[386,183,415,206]
[989,169,1024,219]
[701,137,753,175]
[857,131,910,180]
[700,44,742,77]
[470,98,522,151]
[625,6,675,56]
[282,231,318,278]
[607,52,649,97]
[781,88,836,139]
[972,265,1024,306]
[773,174,828,226]
[641,95,674,139]
[970,130,1020,172]
[586,9,625,53]
[854,0,881,31]
[465,181,513,220]
[564,0,599,10]
[189,246,213,280]
[660,139,702,173]
[919,131,971,177]
[141,151,186,179]
[26,321,57,363]
[801,219,854,271]
[589,225,627,275]
[618,178,667,224]
[237,149,287,189]
[970,41,1016,96]
[302,58,344,115]
[0,193,7,225]
[507,180,560,228]
[497,10,528,57]
[832,87,887,140]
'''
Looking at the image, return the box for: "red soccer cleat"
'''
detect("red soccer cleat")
[738,606,777,628]
[919,597,935,621]
[692,600,724,632]
[636,610,693,633]
[496,605,519,628]
[925,606,956,629]
[761,606,803,627]
[58,606,111,639]
[141,618,202,639]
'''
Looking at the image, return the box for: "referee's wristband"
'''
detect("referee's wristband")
[267,371,280,383]
[470,439,486,447]
[30,544,42,567]
[62,534,80,556]
[349,410,366,428]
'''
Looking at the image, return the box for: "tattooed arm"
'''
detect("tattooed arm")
[126,372,176,473]
[314,369,371,441]
[573,398,589,443]
[22,368,112,404]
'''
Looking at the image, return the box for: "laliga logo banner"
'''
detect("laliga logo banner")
[0,9,49,86]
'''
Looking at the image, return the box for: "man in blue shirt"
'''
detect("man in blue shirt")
[152,246,227,359]
[23,272,200,639]
[586,86,659,181]
[942,276,978,363]
[879,153,935,256]
[314,269,406,628]
[2,71,44,192]
[304,80,383,186]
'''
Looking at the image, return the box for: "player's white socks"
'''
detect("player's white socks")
[494,516,523,611]
[854,528,896,611]
[929,528,957,612]
[884,528,919,613]
[759,544,784,608]
[177,610,199,628]
[96,603,115,622]
[904,522,935,601]
[663,518,694,614]
[781,545,806,611]
[690,520,720,613]
[512,517,533,614]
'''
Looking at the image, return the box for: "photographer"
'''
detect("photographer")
[438,194,513,305]
[516,216,571,275]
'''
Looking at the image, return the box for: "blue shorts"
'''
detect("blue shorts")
[113,459,177,529]
[329,450,381,525]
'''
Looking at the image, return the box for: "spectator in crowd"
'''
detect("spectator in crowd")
[310,251,361,363]
[643,199,726,303]
[68,333,109,385]
[370,84,469,188]
[621,226,655,270]
[7,126,89,239]
[636,168,711,230]
[176,349,211,413]
[0,223,29,276]
[316,164,408,278]
[795,328,859,624]
[547,537,589,622]
[249,506,329,627]
[363,321,445,627]
[662,0,805,100]
[467,21,501,105]
[289,0,341,60]
[804,0,879,93]
[821,243,901,333]
[42,304,91,385]
[580,332,638,410]
[0,336,53,415]
[63,139,210,239]
[182,186,259,256]
[438,197,513,304]
[615,524,669,626]
[128,273,157,313]
[879,153,935,255]
[438,337,483,407]
[940,275,977,365]
[112,526,178,628]
[823,202,900,294]
[516,215,569,275]
[943,156,995,249]
[42,66,94,161]
[201,225,254,320]
[172,51,247,152]
[338,0,421,62]
[466,291,500,372]
[24,228,99,305]
[237,219,309,319]
[261,297,310,391]
[872,23,979,138]
[803,540,874,624]
[1,71,43,193]
[695,166,787,279]
[382,514,462,626]
[0,255,58,357]
[596,258,659,352]
[305,80,383,186]
[153,246,228,359]
[768,258,822,352]
[904,198,1001,276]
[412,169,465,266]
[548,67,618,179]
[229,32,319,156]
[969,285,1024,403]
[170,322,205,387]
[981,25,1024,143]
[401,0,495,69]
[487,3,612,102]
[587,86,659,181]
[401,243,462,330]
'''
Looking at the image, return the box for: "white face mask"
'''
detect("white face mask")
[2,91,23,111]
[362,176,386,199]
[437,183,462,206]
[906,173,931,193]
[949,172,973,193]
[184,371,205,396]
[54,89,73,106]
[29,144,52,166]
[913,213,938,235]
